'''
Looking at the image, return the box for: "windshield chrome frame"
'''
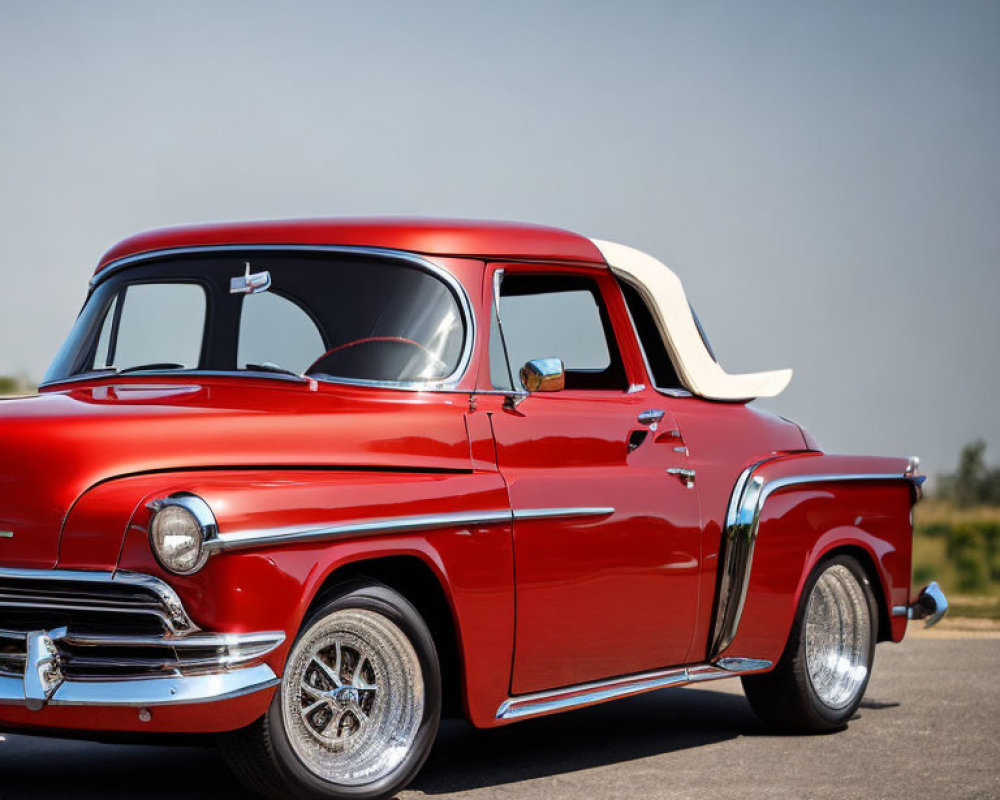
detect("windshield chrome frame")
[44,244,476,392]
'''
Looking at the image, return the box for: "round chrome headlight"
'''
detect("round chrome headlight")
[148,494,216,575]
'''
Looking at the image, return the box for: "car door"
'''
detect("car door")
[486,264,701,694]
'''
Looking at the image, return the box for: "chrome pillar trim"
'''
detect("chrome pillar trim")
[908,581,949,628]
[511,507,615,522]
[709,460,925,660]
[73,243,477,393]
[0,567,200,636]
[207,509,514,552]
[0,663,280,709]
[208,507,616,553]
[495,656,772,721]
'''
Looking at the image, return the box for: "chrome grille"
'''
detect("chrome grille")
[0,568,282,682]
[0,572,182,637]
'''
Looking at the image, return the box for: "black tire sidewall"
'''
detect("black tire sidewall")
[266,582,442,800]
[790,554,877,729]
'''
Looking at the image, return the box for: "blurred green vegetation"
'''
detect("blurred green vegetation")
[936,439,1000,507]
[0,374,34,395]
[914,502,1000,599]
[914,441,1000,618]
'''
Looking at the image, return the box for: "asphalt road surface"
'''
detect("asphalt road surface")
[1,636,997,800]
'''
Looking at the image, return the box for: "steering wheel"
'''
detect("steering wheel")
[304,337,447,381]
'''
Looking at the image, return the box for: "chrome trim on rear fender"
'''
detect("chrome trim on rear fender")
[709,458,925,660]
[495,656,772,721]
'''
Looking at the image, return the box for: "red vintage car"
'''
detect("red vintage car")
[0,218,946,799]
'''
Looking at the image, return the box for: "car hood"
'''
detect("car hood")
[0,378,472,568]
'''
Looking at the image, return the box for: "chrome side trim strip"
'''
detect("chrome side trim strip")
[512,507,615,522]
[80,244,476,393]
[207,507,616,553]
[495,657,772,721]
[208,510,513,552]
[0,663,279,708]
[709,458,925,659]
[0,567,199,636]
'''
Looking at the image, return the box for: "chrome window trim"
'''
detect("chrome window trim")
[51,243,477,393]
[205,506,616,553]
[495,656,772,721]
[708,456,925,659]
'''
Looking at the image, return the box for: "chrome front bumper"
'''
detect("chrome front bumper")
[0,659,279,710]
[0,567,283,711]
[0,627,283,711]
[896,581,949,628]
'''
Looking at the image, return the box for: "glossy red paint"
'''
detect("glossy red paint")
[0,690,273,734]
[96,218,605,273]
[0,219,923,741]
[721,453,916,661]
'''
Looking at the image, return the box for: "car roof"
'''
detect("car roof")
[96,217,607,273]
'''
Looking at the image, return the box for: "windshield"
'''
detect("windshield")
[44,250,468,386]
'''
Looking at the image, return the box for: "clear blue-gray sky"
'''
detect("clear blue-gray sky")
[0,0,997,478]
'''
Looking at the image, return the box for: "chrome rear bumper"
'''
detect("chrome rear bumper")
[895,581,949,628]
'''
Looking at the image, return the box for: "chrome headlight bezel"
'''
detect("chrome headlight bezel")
[147,493,217,576]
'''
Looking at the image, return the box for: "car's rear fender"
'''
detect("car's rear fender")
[713,453,919,664]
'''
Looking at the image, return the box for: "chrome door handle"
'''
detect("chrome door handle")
[637,409,666,431]
[667,467,696,487]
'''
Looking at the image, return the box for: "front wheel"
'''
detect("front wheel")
[741,554,876,732]
[219,581,441,800]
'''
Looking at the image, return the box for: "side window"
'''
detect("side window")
[238,291,326,374]
[619,280,717,391]
[618,281,683,390]
[492,273,627,391]
[93,283,206,371]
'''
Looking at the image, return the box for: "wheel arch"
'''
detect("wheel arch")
[803,539,894,643]
[303,553,465,719]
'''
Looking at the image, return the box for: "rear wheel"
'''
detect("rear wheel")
[219,581,441,800]
[741,555,876,732]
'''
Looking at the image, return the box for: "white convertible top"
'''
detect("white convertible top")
[591,239,792,400]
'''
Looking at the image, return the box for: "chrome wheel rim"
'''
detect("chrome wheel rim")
[281,608,424,786]
[804,564,872,709]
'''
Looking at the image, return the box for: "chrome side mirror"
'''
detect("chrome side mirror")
[519,358,565,393]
